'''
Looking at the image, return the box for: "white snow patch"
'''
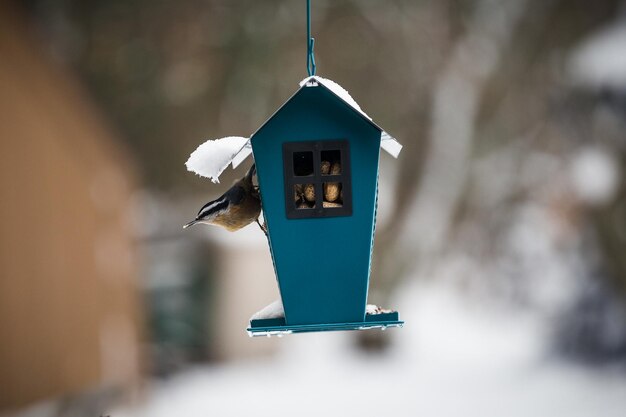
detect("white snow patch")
[366,304,393,315]
[300,75,372,120]
[250,299,284,320]
[185,136,249,183]
[301,76,403,158]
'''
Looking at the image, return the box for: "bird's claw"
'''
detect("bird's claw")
[256,218,268,237]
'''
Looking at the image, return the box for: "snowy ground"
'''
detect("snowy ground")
[113,278,626,417]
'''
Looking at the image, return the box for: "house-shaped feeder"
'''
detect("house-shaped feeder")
[233,77,403,336]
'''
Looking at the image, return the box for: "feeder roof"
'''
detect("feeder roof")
[185,76,402,183]
[236,76,401,164]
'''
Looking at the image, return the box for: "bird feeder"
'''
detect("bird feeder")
[238,77,404,336]
[185,2,404,337]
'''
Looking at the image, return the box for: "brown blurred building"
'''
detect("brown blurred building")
[0,3,142,413]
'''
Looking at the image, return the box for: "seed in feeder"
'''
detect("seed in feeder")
[304,184,315,202]
[321,160,331,175]
[323,201,342,208]
[298,201,312,209]
[330,161,341,175]
[323,182,341,202]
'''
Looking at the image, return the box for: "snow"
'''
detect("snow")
[112,279,626,417]
[250,299,284,320]
[366,304,392,315]
[185,136,249,183]
[301,76,403,158]
[300,75,372,120]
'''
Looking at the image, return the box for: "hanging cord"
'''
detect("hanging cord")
[306,0,316,76]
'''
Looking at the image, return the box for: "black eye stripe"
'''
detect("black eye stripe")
[198,199,229,218]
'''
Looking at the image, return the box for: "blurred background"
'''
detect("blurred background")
[1,0,626,416]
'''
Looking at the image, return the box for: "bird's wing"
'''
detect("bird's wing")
[224,185,246,205]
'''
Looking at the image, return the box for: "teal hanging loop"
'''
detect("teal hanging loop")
[306,0,316,76]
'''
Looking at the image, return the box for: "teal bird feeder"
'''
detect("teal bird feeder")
[185,1,404,337]
[245,76,404,336]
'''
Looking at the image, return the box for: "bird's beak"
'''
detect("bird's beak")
[183,219,198,229]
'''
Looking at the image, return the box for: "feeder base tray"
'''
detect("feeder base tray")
[247,312,403,337]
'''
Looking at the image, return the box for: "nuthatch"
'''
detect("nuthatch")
[184,164,266,234]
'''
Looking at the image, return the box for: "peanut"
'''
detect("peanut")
[304,183,315,202]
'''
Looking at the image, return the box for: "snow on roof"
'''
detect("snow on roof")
[185,136,248,183]
[300,76,372,121]
[186,77,402,182]
[302,76,402,158]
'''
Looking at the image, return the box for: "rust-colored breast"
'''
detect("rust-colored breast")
[212,193,261,232]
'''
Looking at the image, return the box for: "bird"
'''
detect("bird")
[184,163,266,234]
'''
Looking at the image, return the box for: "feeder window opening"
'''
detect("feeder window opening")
[293,151,314,176]
[284,140,352,219]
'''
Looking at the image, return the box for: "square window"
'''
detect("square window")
[283,140,351,219]
[321,150,341,175]
[322,182,342,206]
[293,151,314,176]
[294,184,316,209]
